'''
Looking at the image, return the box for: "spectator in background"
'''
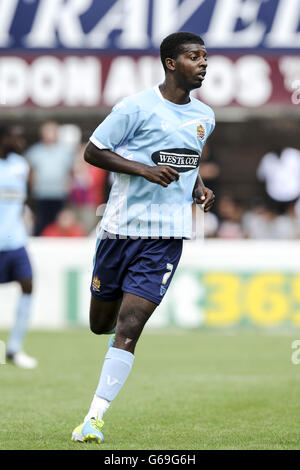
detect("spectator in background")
[69,143,109,233]
[242,199,300,239]
[10,125,27,155]
[274,202,300,239]
[25,121,74,235]
[199,143,220,212]
[41,208,86,238]
[217,195,244,239]
[257,146,300,214]
[242,199,278,239]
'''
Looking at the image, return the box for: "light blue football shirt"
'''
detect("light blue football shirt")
[90,85,215,238]
[25,142,73,199]
[0,153,29,250]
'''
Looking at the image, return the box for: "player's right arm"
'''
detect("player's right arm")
[86,98,179,187]
[84,142,179,188]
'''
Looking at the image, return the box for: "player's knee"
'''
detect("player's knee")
[89,297,119,335]
[90,322,108,335]
[90,317,115,335]
[117,306,147,341]
[90,325,112,335]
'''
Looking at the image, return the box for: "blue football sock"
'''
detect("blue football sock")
[7,293,32,355]
[95,347,134,402]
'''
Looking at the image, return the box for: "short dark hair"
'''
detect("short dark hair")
[160,32,205,71]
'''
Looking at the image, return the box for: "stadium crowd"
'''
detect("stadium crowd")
[13,121,300,240]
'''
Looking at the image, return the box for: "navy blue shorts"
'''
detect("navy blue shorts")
[0,247,33,284]
[90,232,183,305]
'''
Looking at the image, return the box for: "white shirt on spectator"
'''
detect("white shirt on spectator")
[257,147,300,202]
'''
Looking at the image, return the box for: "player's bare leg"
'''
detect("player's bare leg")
[72,293,157,443]
[89,296,122,335]
[88,293,157,414]
[114,293,157,354]
[19,278,32,295]
[6,277,37,369]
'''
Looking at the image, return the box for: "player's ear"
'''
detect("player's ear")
[165,58,176,71]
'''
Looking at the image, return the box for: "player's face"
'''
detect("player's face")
[174,43,208,90]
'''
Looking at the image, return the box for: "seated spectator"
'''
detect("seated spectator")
[41,208,86,237]
[242,198,300,239]
[257,146,300,214]
[274,202,300,239]
[242,200,278,239]
[217,195,244,239]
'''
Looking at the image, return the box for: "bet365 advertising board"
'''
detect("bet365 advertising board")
[1,238,300,330]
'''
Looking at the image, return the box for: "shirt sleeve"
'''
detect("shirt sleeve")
[207,119,215,139]
[22,158,30,181]
[206,110,215,139]
[90,99,142,152]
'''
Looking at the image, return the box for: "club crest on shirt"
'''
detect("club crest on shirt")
[92,277,101,292]
[151,148,200,173]
[197,124,205,140]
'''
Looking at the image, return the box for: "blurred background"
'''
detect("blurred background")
[1,0,300,330]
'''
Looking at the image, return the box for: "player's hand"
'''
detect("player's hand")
[193,186,215,212]
[141,165,180,187]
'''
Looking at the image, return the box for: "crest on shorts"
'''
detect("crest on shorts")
[92,277,101,292]
[197,124,205,140]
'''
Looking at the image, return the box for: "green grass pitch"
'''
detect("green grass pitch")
[0,329,300,450]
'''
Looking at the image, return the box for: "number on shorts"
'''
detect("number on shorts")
[162,263,174,286]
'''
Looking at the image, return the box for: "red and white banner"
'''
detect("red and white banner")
[0,54,300,108]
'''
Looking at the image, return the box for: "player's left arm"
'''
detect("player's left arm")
[193,173,215,212]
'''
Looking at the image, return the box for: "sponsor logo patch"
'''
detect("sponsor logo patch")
[151,148,200,173]
[92,276,101,292]
[197,124,205,140]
